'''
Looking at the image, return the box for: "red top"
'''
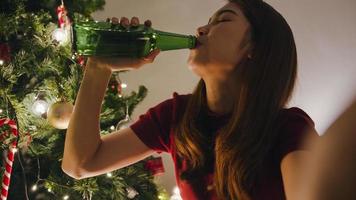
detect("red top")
[130,92,318,200]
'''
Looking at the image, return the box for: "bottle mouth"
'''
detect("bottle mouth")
[190,36,198,49]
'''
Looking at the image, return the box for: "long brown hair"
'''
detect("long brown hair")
[173,0,298,199]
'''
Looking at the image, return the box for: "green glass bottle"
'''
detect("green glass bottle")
[71,21,197,58]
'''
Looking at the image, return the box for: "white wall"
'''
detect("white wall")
[92,0,356,195]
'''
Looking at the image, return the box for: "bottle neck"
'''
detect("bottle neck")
[153,30,196,51]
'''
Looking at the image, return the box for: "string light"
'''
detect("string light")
[126,187,139,199]
[106,172,113,178]
[31,184,38,192]
[52,28,68,44]
[32,92,49,117]
[170,186,182,200]
[47,188,52,192]
[121,83,127,89]
[32,99,49,116]
[63,195,69,200]
[173,187,180,194]
[0,109,3,114]
[110,126,115,131]
[0,59,4,65]
[11,148,18,153]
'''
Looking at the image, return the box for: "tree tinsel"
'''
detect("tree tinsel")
[0,0,169,199]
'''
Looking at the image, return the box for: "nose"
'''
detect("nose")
[196,25,209,37]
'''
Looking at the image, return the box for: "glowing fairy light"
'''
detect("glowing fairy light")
[32,99,49,116]
[121,83,127,89]
[31,184,38,191]
[11,148,18,153]
[170,186,182,200]
[52,28,69,44]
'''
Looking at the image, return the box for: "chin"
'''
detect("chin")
[187,59,207,78]
[188,50,208,67]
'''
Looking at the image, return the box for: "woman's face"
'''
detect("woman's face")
[188,2,253,80]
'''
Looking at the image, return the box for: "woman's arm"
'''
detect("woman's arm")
[61,17,160,179]
[283,99,356,200]
[281,150,310,200]
[298,99,356,200]
[61,60,155,179]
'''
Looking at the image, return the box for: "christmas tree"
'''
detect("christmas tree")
[0,0,169,199]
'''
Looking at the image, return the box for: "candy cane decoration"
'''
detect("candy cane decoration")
[56,1,69,29]
[0,118,19,200]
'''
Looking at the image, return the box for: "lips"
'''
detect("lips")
[195,38,203,48]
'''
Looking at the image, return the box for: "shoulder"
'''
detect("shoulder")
[154,92,191,111]
[277,107,316,136]
[278,107,316,130]
[273,107,319,162]
[148,92,191,121]
[171,92,191,106]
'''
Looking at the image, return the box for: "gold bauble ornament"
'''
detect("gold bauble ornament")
[47,101,73,129]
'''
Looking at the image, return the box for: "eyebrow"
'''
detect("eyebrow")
[208,9,238,24]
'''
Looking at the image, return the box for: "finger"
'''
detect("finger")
[143,49,160,62]
[151,48,161,57]
[111,17,119,24]
[131,16,139,26]
[120,17,129,28]
[144,20,152,27]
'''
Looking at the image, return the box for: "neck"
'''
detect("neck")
[203,76,241,116]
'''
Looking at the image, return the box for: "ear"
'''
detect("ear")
[241,41,254,59]
[246,41,254,59]
[240,27,254,59]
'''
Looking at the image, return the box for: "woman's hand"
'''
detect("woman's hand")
[87,16,161,72]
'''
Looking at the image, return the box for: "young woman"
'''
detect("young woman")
[62,0,319,199]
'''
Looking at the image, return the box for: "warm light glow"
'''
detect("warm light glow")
[31,184,38,191]
[121,83,128,89]
[63,195,69,200]
[110,126,115,131]
[12,148,18,153]
[106,172,113,178]
[52,28,68,44]
[0,109,3,114]
[173,186,180,195]
[170,186,182,200]
[0,60,4,65]
[32,99,49,116]
[48,188,52,192]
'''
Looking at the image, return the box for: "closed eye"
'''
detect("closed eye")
[212,19,231,25]
[208,17,231,25]
[216,19,230,23]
